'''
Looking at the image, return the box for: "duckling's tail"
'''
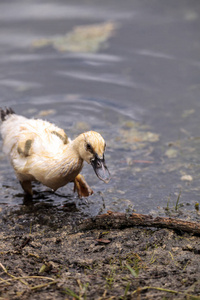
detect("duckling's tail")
[0,107,15,121]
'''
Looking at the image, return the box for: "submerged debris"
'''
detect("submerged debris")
[181,175,193,181]
[165,148,178,158]
[117,120,159,151]
[38,109,56,117]
[32,22,115,53]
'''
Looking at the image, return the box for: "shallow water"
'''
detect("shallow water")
[0,0,200,220]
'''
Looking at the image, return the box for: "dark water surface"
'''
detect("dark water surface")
[1,0,200,219]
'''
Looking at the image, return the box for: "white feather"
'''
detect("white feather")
[0,111,107,196]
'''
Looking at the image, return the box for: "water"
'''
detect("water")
[0,0,200,219]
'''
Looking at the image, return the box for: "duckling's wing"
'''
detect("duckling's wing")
[1,113,72,187]
[1,114,69,159]
[26,118,70,156]
[1,114,30,156]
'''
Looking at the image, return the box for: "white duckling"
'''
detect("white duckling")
[0,108,110,198]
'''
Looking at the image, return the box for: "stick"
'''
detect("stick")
[132,286,200,299]
[78,211,200,235]
[0,262,28,286]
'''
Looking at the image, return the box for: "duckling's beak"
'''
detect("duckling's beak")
[91,155,110,183]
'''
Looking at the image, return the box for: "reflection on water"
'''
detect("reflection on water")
[0,0,200,221]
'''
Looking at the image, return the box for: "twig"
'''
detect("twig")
[30,280,57,290]
[0,266,57,292]
[0,262,28,286]
[0,276,11,284]
[132,286,200,299]
[0,275,56,285]
[175,190,181,211]
[78,211,200,235]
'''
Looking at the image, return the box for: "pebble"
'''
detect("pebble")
[181,175,193,181]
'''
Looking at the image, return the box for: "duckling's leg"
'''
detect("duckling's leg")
[20,180,33,197]
[73,174,93,198]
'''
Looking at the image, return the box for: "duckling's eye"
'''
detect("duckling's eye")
[86,143,92,152]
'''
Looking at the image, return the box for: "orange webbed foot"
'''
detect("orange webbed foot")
[74,174,93,198]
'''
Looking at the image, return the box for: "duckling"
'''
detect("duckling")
[0,108,110,198]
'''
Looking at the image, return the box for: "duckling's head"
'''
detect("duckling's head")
[77,131,110,183]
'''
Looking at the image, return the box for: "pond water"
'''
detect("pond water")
[0,0,200,220]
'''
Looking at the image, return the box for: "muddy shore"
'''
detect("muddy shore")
[1,202,200,300]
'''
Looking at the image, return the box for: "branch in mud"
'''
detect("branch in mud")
[78,211,200,235]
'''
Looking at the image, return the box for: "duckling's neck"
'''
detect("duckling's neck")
[59,139,84,176]
[55,133,86,177]
[70,133,85,155]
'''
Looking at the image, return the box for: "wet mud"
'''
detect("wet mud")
[1,204,200,300]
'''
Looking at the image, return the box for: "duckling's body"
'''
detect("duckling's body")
[0,108,110,197]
